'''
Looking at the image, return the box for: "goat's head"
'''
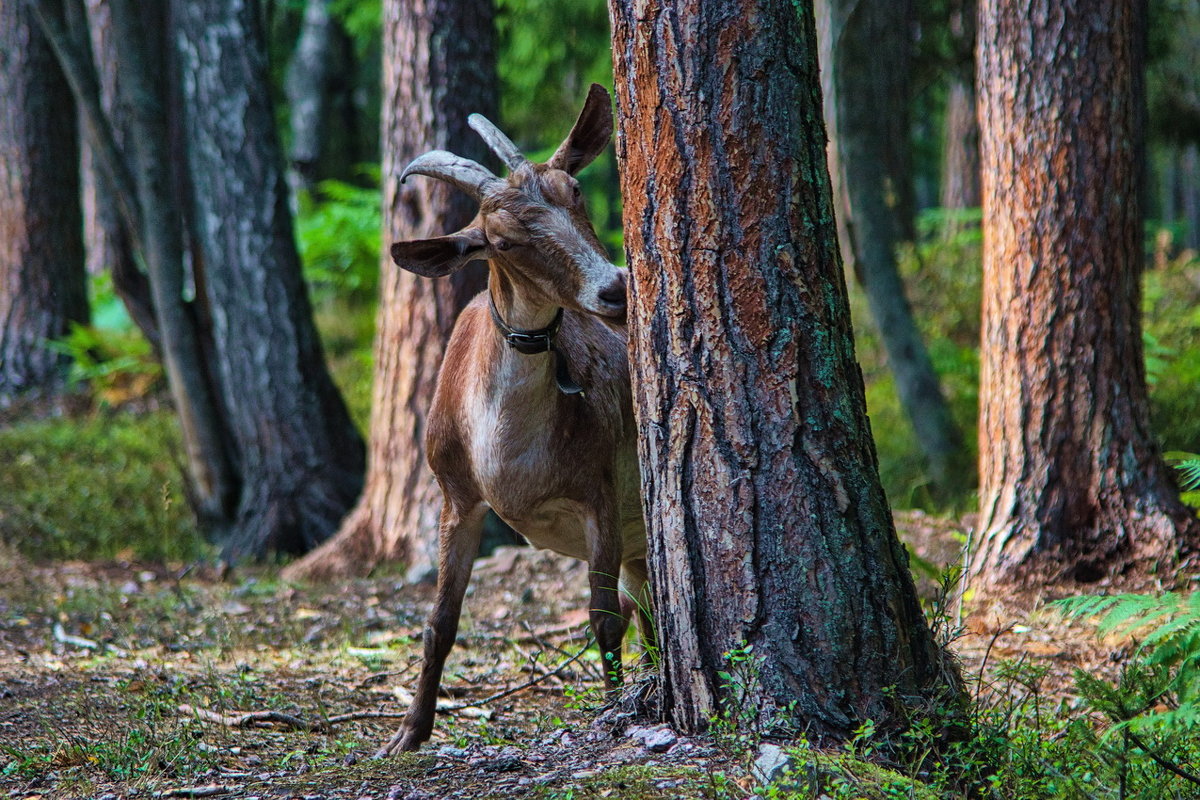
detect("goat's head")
[390,84,626,320]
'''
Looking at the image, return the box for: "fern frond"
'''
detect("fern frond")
[1176,458,1200,492]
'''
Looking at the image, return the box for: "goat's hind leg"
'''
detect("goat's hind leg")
[376,501,486,756]
[585,510,628,689]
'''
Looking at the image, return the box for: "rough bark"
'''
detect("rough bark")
[610,0,963,740]
[176,0,365,559]
[285,0,494,581]
[973,0,1200,588]
[817,0,970,497]
[0,0,88,403]
[108,0,238,523]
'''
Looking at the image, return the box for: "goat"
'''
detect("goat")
[376,84,649,756]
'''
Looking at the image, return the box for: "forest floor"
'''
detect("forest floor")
[0,513,1138,800]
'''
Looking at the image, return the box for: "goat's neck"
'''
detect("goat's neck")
[488,266,560,332]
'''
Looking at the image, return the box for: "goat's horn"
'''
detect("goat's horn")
[400,151,504,201]
[468,114,526,171]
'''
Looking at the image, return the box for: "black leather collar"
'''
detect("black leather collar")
[488,294,584,395]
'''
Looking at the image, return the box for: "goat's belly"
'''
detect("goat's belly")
[493,500,592,562]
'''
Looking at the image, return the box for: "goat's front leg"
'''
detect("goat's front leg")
[376,501,485,756]
[585,504,627,688]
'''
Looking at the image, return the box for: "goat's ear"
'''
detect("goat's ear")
[547,84,612,176]
[390,227,488,278]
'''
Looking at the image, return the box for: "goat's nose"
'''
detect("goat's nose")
[598,280,627,309]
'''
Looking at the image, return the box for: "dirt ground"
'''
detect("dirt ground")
[0,512,1136,799]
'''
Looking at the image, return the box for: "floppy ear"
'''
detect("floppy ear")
[547,84,613,175]
[390,227,488,278]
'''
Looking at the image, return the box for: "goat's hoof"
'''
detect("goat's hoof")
[375,728,424,758]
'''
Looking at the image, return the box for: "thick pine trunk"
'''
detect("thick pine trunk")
[973,0,1200,588]
[817,0,969,497]
[0,0,88,404]
[284,0,494,581]
[610,0,962,740]
[177,0,365,559]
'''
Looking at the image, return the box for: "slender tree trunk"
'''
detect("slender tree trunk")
[940,80,981,212]
[80,0,159,347]
[1182,143,1200,251]
[284,0,334,201]
[176,0,365,559]
[973,0,1200,588]
[0,0,88,404]
[817,0,970,498]
[610,0,963,740]
[285,0,494,581]
[940,0,980,216]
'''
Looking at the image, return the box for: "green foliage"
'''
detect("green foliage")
[1048,592,1200,794]
[46,323,162,402]
[1171,453,1200,510]
[495,0,623,258]
[296,169,382,300]
[0,411,206,562]
[1143,250,1200,454]
[853,210,981,510]
[329,0,381,58]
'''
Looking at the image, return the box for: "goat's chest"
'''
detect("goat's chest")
[468,393,601,498]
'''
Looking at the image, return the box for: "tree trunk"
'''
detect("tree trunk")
[284,0,334,201]
[80,0,159,347]
[176,0,365,559]
[939,0,980,215]
[973,0,1200,588]
[0,0,88,404]
[284,0,494,582]
[610,0,963,741]
[939,79,981,212]
[1182,142,1200,251]
[107,0,239,522]
[817,0,970,498]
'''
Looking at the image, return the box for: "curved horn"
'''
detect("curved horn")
[468,114,526,171]
[400,150,505,201]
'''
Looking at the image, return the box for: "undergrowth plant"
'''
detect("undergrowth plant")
[1050,591,1200,794]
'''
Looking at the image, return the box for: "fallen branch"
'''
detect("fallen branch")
[178,704,312,731]
[152,786,238,798]
[439,639,593,712]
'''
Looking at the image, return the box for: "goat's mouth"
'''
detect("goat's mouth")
[593,298,627,322]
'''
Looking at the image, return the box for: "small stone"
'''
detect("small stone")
[437,745,469,759]
[479,755,523,772]
[752,742,793,784]
[642,727,678,753]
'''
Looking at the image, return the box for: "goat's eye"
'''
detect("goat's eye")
[572,184,582,200]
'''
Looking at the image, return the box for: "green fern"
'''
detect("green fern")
[1053,592,1200,787]
[1176,458,1200,492]
[1054,592,1200,723]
